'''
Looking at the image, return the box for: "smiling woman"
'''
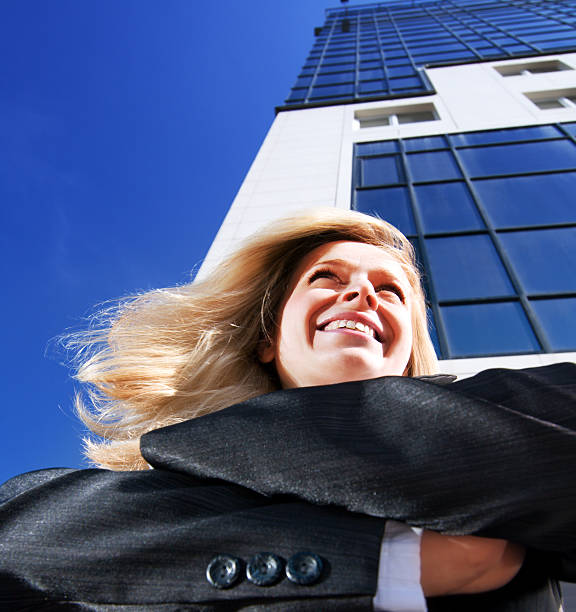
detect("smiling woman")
[67,207,438,471]
[1,208,575,610]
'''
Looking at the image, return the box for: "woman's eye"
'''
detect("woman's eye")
[376,284,405,302]
[309,269,339,284]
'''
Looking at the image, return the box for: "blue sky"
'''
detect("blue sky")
[0,0,372,483]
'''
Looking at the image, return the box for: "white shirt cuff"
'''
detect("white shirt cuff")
[373,520,427,612]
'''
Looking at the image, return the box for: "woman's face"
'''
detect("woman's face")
[259,240,414,388]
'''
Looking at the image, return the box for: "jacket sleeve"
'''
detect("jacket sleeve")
[0,466,384,609]
[142,363,576,581]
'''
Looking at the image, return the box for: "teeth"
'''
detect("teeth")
[323,320,375,338]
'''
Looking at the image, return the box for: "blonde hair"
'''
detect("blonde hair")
[69,208,438,470]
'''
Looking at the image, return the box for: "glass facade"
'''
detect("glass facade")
[284,0,576,107]
[352,123,576,358]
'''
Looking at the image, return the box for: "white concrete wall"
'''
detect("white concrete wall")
[197,53,576,374]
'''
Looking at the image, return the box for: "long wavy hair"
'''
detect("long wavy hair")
[67,208,438,470]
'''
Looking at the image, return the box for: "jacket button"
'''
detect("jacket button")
[286,552,323,585]
[206,554,241,589]
[246,552,283,586]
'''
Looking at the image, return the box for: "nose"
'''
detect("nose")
[342,280,378,310]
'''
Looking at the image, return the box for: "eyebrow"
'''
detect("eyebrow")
[312,258,402,278]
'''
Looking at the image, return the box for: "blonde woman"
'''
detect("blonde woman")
[0,208,574,611]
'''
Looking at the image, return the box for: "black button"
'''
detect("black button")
[286,552,323,585]
[206,554,241,589]
[246,552,283,586]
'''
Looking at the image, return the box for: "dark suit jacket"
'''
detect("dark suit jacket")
[1,363,575,611]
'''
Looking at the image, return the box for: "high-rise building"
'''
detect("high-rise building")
[201,0,576,381]
[200,2,576,604]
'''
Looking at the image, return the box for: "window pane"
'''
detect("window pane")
[389,76,423,89]
[450,125,560,146]
[441,302,540,357]
[407,150,461,182]
[499,228,576,293]
[459,140,576,177]
[404,136,447,152]
[415,182,484,233]
[531,298,576,351]
[358,114,391,128]
[355,187,416,235]
[427,235,514,300]
[474,173,576,228]
[309,83,354,98]
[534,99,565,110]
[397,110,436,124]
[562,122,576,138]
[356,141,398,155]
[359,68,385,80]
[361,156,404,186]
[314,72,355,85]
[358,80,387,94]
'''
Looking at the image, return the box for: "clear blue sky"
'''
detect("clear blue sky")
[1,1,377,483]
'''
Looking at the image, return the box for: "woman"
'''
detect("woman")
[0,208,574,610]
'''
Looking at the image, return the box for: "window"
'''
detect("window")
[352,122,576,358]
[354,104,438,128]
[525,89,576,110]
[495,59,573,76]
[441,303,540,357]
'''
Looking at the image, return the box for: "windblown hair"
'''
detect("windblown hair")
[68,208,438,470]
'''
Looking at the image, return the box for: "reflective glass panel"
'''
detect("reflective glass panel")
[427,235,514,300]
[361,156,404,186]
[355,187,415,235]
[309,84,354,98]
[531,298,576,351]
[415,182,484,233]
[449,125,560,146]
[459,140,576,177]
[407,150,461,182]
[474,173,576,228]
[404,136,447,152]
[389,76,423,90]
[499,228,576,293]
[314,72,355,85]
[358,81,387,94]
[562,123,576,138]
[441,302,540,357]
[356,141,398,155]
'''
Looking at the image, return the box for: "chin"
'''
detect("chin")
[316,353,404,385]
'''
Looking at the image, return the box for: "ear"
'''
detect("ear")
[257,339,275,364]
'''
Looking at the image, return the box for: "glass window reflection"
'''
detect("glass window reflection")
[531,298,576,351]
[449,125,559,146]
[415,182,484,233]
[356,141,398,156]
[441,302,540,357]
[355,187,415,236]
[459,140,576,177]
[499,228,576,293]
[474,173,576,228]
[408,151,461,182]
[361,156,404,187]
[427,235,514,300]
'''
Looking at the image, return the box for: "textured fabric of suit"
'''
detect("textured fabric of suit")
[1,364,574,610]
